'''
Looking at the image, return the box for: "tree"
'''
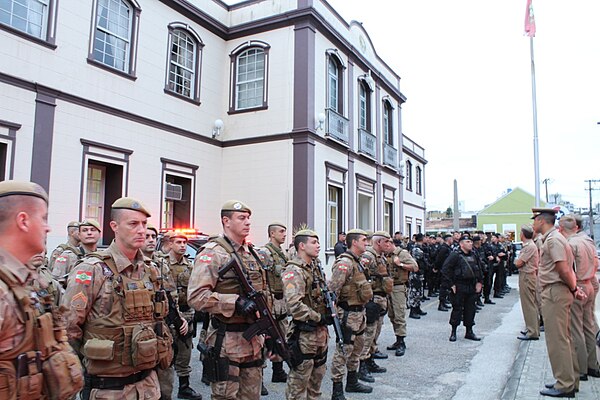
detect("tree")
[445,207,453,218]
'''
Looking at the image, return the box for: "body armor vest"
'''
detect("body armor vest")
[81,252,172,377]
[264,242,288,295]
[338,253,373,306]
[287,260,327,315]
[389,251,410,284]
[364,247,392,295]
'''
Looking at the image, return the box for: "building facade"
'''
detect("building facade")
[402,134,426,237]
[0,0,421,265]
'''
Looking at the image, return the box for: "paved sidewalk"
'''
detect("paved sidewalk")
[501,274,600,400]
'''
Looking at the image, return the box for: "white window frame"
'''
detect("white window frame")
[406,160,413,191]
[229,41,270,113]
[0,0,58,46]
[416,166,422,195]
[383,100,393,145]
[165,23,203,104]
[327,184,343,250]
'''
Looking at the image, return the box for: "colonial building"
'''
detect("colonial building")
[402,134,427,237]
[0,0,423,265]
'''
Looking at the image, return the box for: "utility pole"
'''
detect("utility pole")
[542,178,551,203]
[585,180,599,239]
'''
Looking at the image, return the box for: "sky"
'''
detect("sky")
[223,0,600,212]
[326,0,600,212]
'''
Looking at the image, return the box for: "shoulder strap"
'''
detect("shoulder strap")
[212,236,235,255]
[0,268,36,360]
[265,242,288,262]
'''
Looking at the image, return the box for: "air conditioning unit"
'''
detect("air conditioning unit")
[165,183,183,201]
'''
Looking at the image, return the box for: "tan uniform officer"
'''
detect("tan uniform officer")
[167,233,202,399]
[515,224,540,340]
[386,244,418,356]
[188,200,267,400]
[62,197,173,400]
[533,208,584,398]
[260,222,290,383]
[0,180,83,400]
[329,229,373,400]
[49,220,80,269]
[51,219,101,284]
[283,228,329,400]
[358,231,393,382]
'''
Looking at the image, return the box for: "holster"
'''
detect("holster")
[365,301,381,324]
[200,320,230,383]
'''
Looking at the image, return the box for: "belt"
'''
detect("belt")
[211,318,252,332]
[88,369,152,390]
[337,302,364,312]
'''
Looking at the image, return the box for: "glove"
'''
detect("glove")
[320,313,334,326]
[235,296,257,316]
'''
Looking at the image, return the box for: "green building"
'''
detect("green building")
[477,187,546,238]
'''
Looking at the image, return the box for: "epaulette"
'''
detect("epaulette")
[202,241,219,250]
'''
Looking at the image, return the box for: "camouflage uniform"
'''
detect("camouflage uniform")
[408,245,425,310]
[49,244,82,280]
[359,246,392,364]
[62,242,173,400]
[329,251,372,387]
[387,247,417,355]
[283,257,329,400]
[188,235,266,400]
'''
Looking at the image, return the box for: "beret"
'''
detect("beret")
[67,220,80,228]
[521,224,534,235]
[472,235,481,242]
[79,219,101,231]
[373,231,391,239]
[146,223,158,235]
[295,229,318,239]
[347,228,368,236]
[0,180,48,203]
[112,197,151,217]
[221,200,251,215]
[268,222,287,230]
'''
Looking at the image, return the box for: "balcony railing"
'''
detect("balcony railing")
[358,128,376,158]
[383,143,398,169]
[326,109,349,144]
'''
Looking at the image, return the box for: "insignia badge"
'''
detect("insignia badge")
[145,281,154,290]
[56,256,67,263]
[71,292,88,310]
[198,254,212,263]
[283,271,295,281]
[337,263,349,271]
[127,282,138,290]
[131,202,141,209]
[75,271,92,285]
[102,265,113,277]
[233,202,242,210]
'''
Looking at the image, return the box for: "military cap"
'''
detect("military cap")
[67,220,80,228]
[459,234,472,242]
[112,197,151,217]
[0,180,48,203]
[221,200,251,215]
[268,222,287,230]
[521,224,534,235]
[443,233,452,239]
[295,228,318,239]
[472,235,481,242]
[365,230,374,239]
[170,232,188,241]
[147,223,158,235]
[372,231,391,239]
[415,233,424,241]
[531,208,557,219]
[347,228,368,236]
[339,231,346,235]
[79,219,101,231]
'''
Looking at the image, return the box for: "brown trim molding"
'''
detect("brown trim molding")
[403,147,428,165]
[0,122,18,180]
[31,88,57,191]
[80,139,133,157]
[160,157,199,171]
[292,131,315,229]
[0,120,21,130]
[404,200,426,211]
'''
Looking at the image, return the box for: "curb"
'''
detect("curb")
[500,339,530,400]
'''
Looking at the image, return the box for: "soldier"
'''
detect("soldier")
[188,200,266,400]
[334,231,347,257]
[51,219,101,284]
[408,233,427,319]
[435,234,453,311]
[386,241,418,356]
[283,228,330,399]
[62,197,173,400]
[29,249,63,307]
[329,229,373,400]
[158,231,174,257]
[166,233,202,400]
[49,220,80,269]
[358,231,393,382]
[261,222,290,383]
[514,225,540,341]
[442,235,484,342]
[0,180,84,399]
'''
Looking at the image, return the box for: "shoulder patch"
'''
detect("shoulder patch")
[55,256,67,263]
[71,292,88,310]
[75,270,92,285]
[283,271,295,281]
[337,262,350,272]
[197,253,213,263]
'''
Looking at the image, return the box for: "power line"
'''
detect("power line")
[584,179,600,239]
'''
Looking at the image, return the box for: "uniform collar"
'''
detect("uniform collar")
[0,247,35,284]
[541,227,556,243]
[107,241,145,273]
[168,251,189,266]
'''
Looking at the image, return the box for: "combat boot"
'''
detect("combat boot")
[261,381,268,396]
[178,376,203,400]
[271,361,288,383]
[449,326,457,342]
[387,335,402,350]
[438,302,449,312]
[416,306,427,316]
[346,370,373,393]
[395,336,406,357]
[358,360,375,383]
[331,381,346,400]
[367,356,387,373]
[465,327,481,341]
[409,307,421,319]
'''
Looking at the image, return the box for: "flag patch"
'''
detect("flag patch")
[283,271,295,281]
[197,254,212,263]
[75,270,92,285]
[56,256,67,263]
[337,263,349,271]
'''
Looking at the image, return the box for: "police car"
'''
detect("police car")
[157,228,210,260]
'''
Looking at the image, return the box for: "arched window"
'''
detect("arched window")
[416,166,422,195]
[383,99,393,145]
[358,80,371,132]
[90,0,141,76]
[165,23,203,103]
[406,160,413,191]
[326,49,345,113]
[230,41,270,112]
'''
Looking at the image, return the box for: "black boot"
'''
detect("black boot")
[484,297,495,305]
[449,326,457,342]
[271,361,287,383]
[428,290,438,297]
[261,381,268,396]
[367,356,387,373]
[465,327,481,341]
[331,381,346,400]
[409,307,421,319]
[417,306,427,316]
[346,370,373,393]
[395,336,406,357]
[358,360,375,383]
[178,376,203,400]
[438,302,449,312]
[476,298,484,307]
[387,335,402,350]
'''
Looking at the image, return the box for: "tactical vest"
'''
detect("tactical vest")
[389,250,409,285]
[338,252,373,306]
[287,259,327,315]
[0,267,83,400]
[363,247,393,295]
[208,236,266,324]
[168,256,191,309]
[81,252,172,377]
[264,242,288,295]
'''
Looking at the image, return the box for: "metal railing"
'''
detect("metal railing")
[358,128,376,158]
[326,109,349,143]
[383,142,398,169]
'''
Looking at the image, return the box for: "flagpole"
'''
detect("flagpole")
[530,36,540,207]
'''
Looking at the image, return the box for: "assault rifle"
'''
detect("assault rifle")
[314,260,345,355]
[218,254,292,368]
[163,290,192,348]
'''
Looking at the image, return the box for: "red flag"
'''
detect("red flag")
[524,0,536,37]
